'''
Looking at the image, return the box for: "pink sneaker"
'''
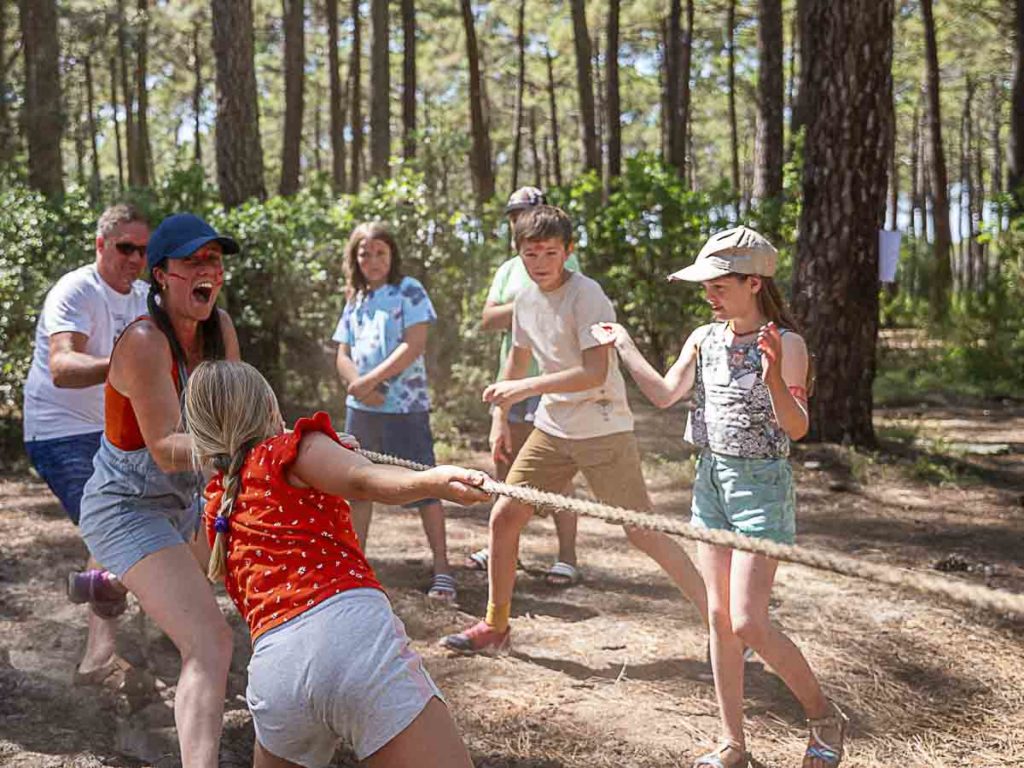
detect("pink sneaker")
[440,620,510,655]
[67,569,128,619]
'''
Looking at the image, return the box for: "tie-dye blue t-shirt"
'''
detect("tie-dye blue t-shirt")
[333,276,436,413]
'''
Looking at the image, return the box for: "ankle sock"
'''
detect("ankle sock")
[485,601,511,633]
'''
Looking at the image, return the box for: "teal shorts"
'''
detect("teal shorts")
[691,450,796,545]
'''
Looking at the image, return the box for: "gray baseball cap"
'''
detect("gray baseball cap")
[668,226,778,282]
[505,186,546,214]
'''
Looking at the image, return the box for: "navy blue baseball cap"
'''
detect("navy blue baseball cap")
[146,213,240,270]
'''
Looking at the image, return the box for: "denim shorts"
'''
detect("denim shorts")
[79,436,203,578]
[24,431,103,525]
[344,409,437,508]
[247,588,442,765]
[691,450,796,545]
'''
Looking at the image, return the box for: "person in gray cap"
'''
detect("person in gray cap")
[592,226,846,768]
[471,187,583,587]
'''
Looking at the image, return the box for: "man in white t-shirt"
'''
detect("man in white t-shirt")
[23,203,149,688]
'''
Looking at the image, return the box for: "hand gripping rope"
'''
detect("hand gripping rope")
[357,449,1024,618]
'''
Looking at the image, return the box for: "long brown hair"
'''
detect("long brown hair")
[343,222,403,300]
[738,274,815,394]
[184,360,282,581]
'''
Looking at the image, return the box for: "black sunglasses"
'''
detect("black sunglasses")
[114,241,147,257]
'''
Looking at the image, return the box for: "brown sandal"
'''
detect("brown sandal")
[73,654,155,697]
[693,739,749,768]
[802,700,848,767]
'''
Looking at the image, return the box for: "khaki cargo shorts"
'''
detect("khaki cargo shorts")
[505,428,651,513]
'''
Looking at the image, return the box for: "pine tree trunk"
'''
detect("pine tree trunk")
[401,0,416,159]
[0,0,13,165]
[921,0,953,322]
[134,0,151,186]
[192,19,203,166]
[511,0,526,191]
[212,0,266,207]
[990,76,1003,198]
[888,115,899,230]
[349,0,362,192]
[665,2,682,173]
[973,113,986,291]
[727,0,740,209]
[679,0,694,184]
[109,55,125,192]
[117,0,136,187]
[785,3,798,163]
[755,0,784,202]
[72,80,86,191]
[84,55,101,203]
[279,0,305,195]
[569,0,599,173]
[530,106,542,188]
[791,0,894,446]
[1009,0,1024,213]
[909,102,919,240]
[327,0,347,191]
[961,76,975,293]
[460,0,494,205]
[546,45,563,187]
[369,0,390,179]
[606,0,621,179]
[18,0,63,198]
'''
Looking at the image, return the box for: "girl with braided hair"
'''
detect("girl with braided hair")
[77,213,242,768]
[184,359,486,768]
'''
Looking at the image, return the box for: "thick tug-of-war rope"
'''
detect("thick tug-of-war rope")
[357,448,1024,618]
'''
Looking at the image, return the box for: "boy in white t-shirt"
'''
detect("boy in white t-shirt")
[441,206,708,654]
[22,203,150,690]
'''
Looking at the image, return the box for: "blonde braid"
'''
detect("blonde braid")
[207,447,249,582]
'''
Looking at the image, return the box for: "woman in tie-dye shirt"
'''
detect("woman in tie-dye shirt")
[333,222,459,602]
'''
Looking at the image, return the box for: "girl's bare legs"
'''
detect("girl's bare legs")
[728,551,829,719]
[350,500,373,551]
[365,698,473,768]
[699,543,747,752]
[121,544,233,768]
[418,500,451,576]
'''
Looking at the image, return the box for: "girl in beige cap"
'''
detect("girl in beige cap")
[592,226,846,768]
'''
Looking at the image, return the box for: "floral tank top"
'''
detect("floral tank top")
[685,323,790,459]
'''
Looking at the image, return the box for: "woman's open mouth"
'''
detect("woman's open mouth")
[192,280,215,303]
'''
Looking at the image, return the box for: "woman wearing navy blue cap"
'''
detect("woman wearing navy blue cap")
[77,213,241,767]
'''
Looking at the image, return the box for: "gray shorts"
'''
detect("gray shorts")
[247,588,443,766]
[79,436,202,578]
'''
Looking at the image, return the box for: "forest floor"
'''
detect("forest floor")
[2,393,1023,768]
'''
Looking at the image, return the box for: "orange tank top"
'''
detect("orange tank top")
[104,317,184,451]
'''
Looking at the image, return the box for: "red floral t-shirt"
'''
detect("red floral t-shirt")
[204,411,382,642]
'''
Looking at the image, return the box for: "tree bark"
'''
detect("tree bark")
[546,44,563,187]
[791,0,894,446]
[18,0,63,198]
[279,0,305,195]
[212,0,266,207]
[192,19,203,166]
[0,0,13,165]
[888,112,899,231]
[349,0,362,192]
[401,0,416,159]
[116,0,136,187]
[990,76,1003,198]
[84,55,101,203]
[606,0,621,179]
[755,0,784,202]
[109,54,125,192]
[511,0,526,191]
[921,0,953,322]
[369,0,390,179]
[327,0,347,191]
[680,0,694,183]
[569,0,599,173]
[665,2,681,172]
[1010,0,1024,213]
[909,101,919,240]
[785,1,798,163]
[72,78,86,191]
[460,0,494,205]
[134,0,151,186]
[727,0,740,208]
[529,105,542,188]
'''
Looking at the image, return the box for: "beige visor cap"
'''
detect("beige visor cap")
[668,225,778,282]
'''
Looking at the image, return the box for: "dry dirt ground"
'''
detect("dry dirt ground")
[1,398,1023,768]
